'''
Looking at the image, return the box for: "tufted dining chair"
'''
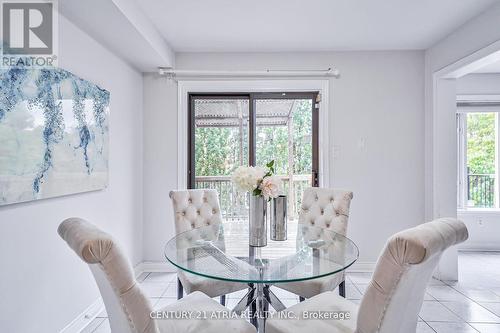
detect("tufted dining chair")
[276,187,354,301]
[267,218,469,333]
[58,218,256,333]
[169,189,246,305]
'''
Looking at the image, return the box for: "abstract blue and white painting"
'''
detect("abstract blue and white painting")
[0,68,110,205]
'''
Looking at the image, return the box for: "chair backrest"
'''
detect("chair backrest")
[298,188,353,235]
[58,218,157,333]
[169,189,223,235]
[356,218,468,333]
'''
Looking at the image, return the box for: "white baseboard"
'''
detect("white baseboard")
[59,298,104,333]
[61,264,150,333]
[346,261,375,273]
[135,261,176,275]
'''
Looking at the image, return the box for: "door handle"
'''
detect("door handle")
[312,170,319,186]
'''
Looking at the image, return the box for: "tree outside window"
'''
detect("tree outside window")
[465,112,497,208]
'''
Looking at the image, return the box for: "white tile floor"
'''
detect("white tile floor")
[83,252,500,333]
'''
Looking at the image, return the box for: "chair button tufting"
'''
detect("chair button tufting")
[315,196,319,201]
[212,209,216,214]
[336,212,340,216]
[321,209,324,214]
[197,210,200,215]
[326,223,330,228]
[182,211,186,216]
[204,197,208,202]
[190,223,195,228]
[310,221,315,225]
[330,198,334,202]
[188,198,192,203]
[206,221,210,226]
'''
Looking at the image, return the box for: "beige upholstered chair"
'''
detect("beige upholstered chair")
[277,188,354,300]
[169,189,246,305]
[267,218,469,333]
[58,218,256,333]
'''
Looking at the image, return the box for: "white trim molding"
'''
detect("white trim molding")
[429,38,500,280]
[457,94,500,103]
[177,79,331,189]
[61,263,155,333]
[135,261,176,275]
[59,298,104,333]
[347,261,376,273]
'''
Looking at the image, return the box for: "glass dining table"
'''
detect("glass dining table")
[164,221,359,332]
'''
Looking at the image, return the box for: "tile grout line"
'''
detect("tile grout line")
[441,280,500,321]
[425,292,476,327]
[425,281,498,331]
[421,319,438,333]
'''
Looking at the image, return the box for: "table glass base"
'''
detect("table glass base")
[232,284,286,333]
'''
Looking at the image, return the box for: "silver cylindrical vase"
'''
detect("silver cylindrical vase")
[270,195,287,241]
[249,195,267,247]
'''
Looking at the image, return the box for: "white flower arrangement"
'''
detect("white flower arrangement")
[231,160,282,200]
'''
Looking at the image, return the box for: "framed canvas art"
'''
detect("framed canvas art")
[0,67,110,205]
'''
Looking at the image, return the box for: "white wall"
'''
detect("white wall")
[424,2,500,278]
[142,51,425,266]
[0,15,144,333]
[142,74,178,262]
[456,73,500,95]
[458,211,500,250]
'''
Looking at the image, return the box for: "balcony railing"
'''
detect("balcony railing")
[467,173,495,208]
[195,174,311,220]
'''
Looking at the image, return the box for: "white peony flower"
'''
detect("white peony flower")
[232,166,267,193]
[259,175,282,199]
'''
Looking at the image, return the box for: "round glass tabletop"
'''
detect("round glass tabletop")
[164,221,359,284]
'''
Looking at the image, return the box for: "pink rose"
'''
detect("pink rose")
[259,175,282,199]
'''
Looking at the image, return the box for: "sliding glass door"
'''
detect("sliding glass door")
[189,92,318,221]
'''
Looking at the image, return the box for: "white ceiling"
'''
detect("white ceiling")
[137,0,498,52]
[472,60,500,73]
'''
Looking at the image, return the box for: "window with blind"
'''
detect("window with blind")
[457,96,500,209]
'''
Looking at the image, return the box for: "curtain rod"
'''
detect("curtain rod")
[158,67,340,79]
